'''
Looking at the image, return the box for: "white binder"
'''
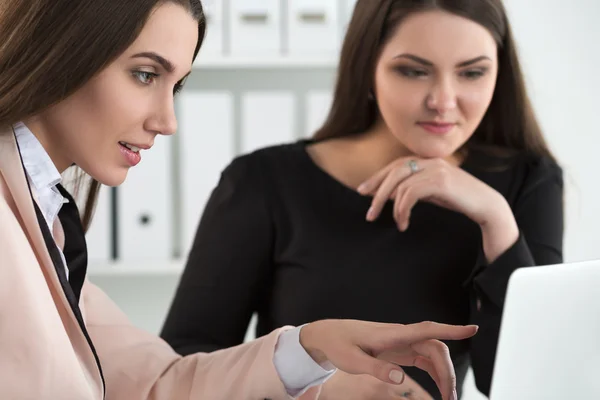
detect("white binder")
[179,91,235,257]
[342,0,357,35]
[287,0,339,56]
[305,90,333,137]
[117,136,173,262]
[230,0,282,56]
[241,91,296,153]
[197,0,224,59]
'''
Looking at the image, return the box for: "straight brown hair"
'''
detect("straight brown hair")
[314,0,555,163]
[0,0,206,230]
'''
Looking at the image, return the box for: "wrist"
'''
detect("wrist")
[299,322,328,365]
[479,195,516,232]
[475,191,511,226]
[479,203,519,262]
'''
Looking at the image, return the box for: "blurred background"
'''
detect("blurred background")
[85,1,600,398]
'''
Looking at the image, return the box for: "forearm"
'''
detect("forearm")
[479,197,519,263]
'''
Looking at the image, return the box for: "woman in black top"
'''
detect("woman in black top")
[162,0,563,398]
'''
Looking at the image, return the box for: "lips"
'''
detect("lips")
[119,142,142,167]
[417,122,456,134]
[119,141,151,151]
[119,141,141,153]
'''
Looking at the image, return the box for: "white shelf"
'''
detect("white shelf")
[192,55,338,69]
[87,260,184,277]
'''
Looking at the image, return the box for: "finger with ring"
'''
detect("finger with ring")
[407,160,420,175]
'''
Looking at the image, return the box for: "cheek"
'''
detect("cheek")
[378,82,424,127]
[76,74,145,141]
[461,82,496,120]
[376,69,428,118]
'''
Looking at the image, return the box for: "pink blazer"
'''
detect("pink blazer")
[0,127,321,400]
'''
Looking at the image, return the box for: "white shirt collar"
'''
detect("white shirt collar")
[13,122,68,230]
[13,122,62,192]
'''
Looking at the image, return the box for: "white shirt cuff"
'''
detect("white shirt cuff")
[273,325,337,397]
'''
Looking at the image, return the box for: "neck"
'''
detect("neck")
[353,120,414,171]
[355,118,465,170]
[22,117,70,173]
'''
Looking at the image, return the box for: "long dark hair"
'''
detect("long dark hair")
[0,0,206,230]
[314,0,555,162]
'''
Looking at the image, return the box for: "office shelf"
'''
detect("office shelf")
[192,55,338,69]
[87,260,184,277]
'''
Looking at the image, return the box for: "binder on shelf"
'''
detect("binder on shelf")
[305,90,333,137]
[342,0,357,34]
[229,0,282,56]
[287,0,339,56]
[241,91,296,154]
[117,136,173,262]
[179,91,235,257]
[198,0,224,58]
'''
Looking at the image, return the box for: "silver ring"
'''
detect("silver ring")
[407,159,420,175]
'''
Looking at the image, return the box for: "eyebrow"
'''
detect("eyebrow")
[132,51,176,73]
[132,51,192,81]
[393,53,492,67]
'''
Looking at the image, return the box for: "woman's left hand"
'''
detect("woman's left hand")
[300,320,478,400]
[357,157,519,262]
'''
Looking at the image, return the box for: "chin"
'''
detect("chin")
[91,168,129,187]
[408,138,463,160]
[411,146,455,160]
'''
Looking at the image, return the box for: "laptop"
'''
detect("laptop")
[489,259,600,399]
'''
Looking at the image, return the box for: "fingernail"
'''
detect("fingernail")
[389,369,404,384]
[366,207,375,221]
[357,183,368,193]
[453,388,458,400]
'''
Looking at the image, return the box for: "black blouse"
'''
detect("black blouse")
[161,141,564,398]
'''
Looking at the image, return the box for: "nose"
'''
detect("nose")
[146,95,178,136]
[426,77,457,114]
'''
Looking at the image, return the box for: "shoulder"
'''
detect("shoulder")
[221,141,309,182]
[517,153,563,198]
[520,152,562,178]
[468,144,562,179]
[465,144,563,201]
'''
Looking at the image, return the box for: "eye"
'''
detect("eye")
[460,68,488,80]
[396,66,429,78]
[133,70,158,85]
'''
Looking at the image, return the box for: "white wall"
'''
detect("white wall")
[86,1,600,399]
[504,0,600,263]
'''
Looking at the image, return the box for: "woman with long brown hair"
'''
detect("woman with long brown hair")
[162,0,563,399]
[0,0,477,399]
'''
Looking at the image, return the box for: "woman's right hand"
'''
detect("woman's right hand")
[299,320,477,400]
[320,370,434,400]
